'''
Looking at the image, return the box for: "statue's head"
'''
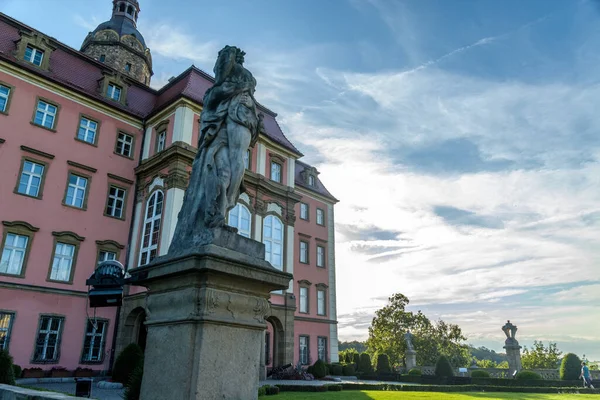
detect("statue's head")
[219,45,246,64]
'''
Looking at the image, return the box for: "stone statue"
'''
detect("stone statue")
[404,330,415,352]
[502,320,518,344]
[169,46,260,254]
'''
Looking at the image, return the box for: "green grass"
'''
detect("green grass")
[276,392,599,400]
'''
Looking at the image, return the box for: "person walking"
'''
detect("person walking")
[580,361,595,389]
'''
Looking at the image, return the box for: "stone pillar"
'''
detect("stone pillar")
[129,228,292,400]
[259,330,267,380]
[406,350,417,370]
[504,342,522,376]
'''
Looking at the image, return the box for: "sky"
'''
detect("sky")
[1,0,599,360]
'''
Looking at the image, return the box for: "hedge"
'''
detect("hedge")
[561,353,582,381]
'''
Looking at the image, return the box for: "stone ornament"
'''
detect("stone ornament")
[405,330,415,352]
[502,320,519,345]
[169,46,262,254]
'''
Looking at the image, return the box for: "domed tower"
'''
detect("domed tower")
[81,0,153,85]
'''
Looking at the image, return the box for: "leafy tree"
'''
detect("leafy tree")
[521,341,562,369]
[590,363,599,371]
[339,348,358,364]
[366,293,470,368]
[475,358,498,368]
[338,341,367,354]
[497,361,509,369]
[469,346,508,364]
[560,353,581,380]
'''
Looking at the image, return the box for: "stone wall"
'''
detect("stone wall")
[84,43,151,85]
[415,366,600,379]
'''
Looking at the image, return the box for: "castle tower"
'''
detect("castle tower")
[81,0,153,85]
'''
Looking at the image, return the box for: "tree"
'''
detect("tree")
[338,341,367,354]
[521,341,562,369]
[366,293,470,368]
[0,350,15,385]
[560,353,581,380]
[475,358,498,368]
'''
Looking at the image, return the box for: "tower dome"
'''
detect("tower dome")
[81,0,153,85]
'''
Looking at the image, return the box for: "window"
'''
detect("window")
[81,320,107,363]
[65,174,88,209]
[318,337,328,361]
[0,312,14,350]
[317,289,326,316]
[299,335,309,365]
[98,250,116,264]
[228,203,251,238]
[49,242,75,282]
[17,160,45,198]
[115,132,134,158]
[316,208,325,226]
[270,161,281,183]
[309,175,316,186]
[125,63,132,72]
[24,45,44,66]
[33,316,64,363]
[139,191,164,266]
[119,3,125,12]
[77,117,98,144]
[0,233,28,276]
[300,203,309,220]
[299,286,308,313]
[156,130,166,153]
[107,84,122,101]
[0,85,11,113]
[105,185,126,219]
[244,149,250,170]
[300,241,309,264]
[99,55,106,63]
[34,100,57,129]
[317,245,325,268]
[263,215,283,270]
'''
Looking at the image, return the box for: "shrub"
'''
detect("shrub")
[0,350,15,385]
[408,368,422,376]
[560,353,581,381]
[330,363,343,376]
[358,353,372,374]
[342,364,355,376]
[434,355,454,377]
[258,385,268,396]
[12,364,22,379]
[352,353,360,366]
[112,343,144,384]
[376,354,391,374]
[515,370,542,380]
[327,384,343,391]
[266,385,279,395]
[312,359,328,379]
[471,370,490,378]
[124,362,143,400]
[345,352,354,363]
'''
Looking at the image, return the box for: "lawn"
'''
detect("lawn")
[277,392,598,400]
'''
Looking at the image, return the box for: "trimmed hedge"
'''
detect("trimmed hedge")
[342,364,355,376]
[470,370,490,378]
[12,364,22,379]
[358,353,372,374]
[330,363,343,376]
[407,368,422,376]
[312,359,327,379]
[112,343,144,384]
[0,350,15,385]
[124,362,143,400]
[376,354,391,374]
[515,370,542,380]
[561,353,581,381]
[340,383,598,394]
[435,355,454,377]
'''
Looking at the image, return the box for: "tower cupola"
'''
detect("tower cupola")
[112,0,140,27]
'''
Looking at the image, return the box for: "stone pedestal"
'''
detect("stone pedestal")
[504,340,522,376]
[406,350,417,370]
[129,228,292,400]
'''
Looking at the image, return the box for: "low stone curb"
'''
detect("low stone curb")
[97,381,123,389]
[0,383,89,399]
[17,376,109,385]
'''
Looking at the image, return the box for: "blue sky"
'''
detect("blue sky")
[2,0,599,360]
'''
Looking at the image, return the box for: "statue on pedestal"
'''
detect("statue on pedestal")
[404,330,415,352]
[169,45,261,254]
[502,320,519,345]
[502,320,522,375]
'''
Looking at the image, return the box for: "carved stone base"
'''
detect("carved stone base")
[406,350,417,370]
[129,237,292,400]
[504,342,522,376]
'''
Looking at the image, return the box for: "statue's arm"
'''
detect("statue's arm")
[214,50,236,85]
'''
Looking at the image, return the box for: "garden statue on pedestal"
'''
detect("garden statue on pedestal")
[502,320,522,376]
[405,330,417,370]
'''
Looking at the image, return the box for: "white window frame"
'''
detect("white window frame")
[156,130,166,152]
[299,286,308,313]
[18,160,44,197]
[34,100,57,129]
[81,319,107,363]
[309,175,316,186]
[98,251,117,265]
[0,233,29,276]
[300,241,308,264]
[270,161,282,183]
[0,85,10,113]
[106,186,126,218]
[0,312,15,351]
[50,242,75,282]
[263,215,283,270]
[65,174,88,208]
[318,336,328,361]
[116,132,134,157]
[33,316,63,363]
[228,203,251,238]
[107,84,122,101]
[77,117,98,144]
[317,245,325,268]
[317,289,326,316]
[139,191,164,266]
[299,335,309,365]
[25,45,44,66]
[316,208,325,225]
[300,203,309,220]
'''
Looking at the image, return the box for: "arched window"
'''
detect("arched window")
[139,191,163,266]
[127,5,134,15]
[119,3,126,12]
[263,215,283,270]
[228,203,251,238]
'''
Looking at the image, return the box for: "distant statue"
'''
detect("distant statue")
[169,46,261,254]
[404,331,415,352]
[502,320,518,344]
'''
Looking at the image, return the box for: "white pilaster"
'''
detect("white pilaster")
[287,156,295,188]
[127,201,143,269]
[257,143,267,176]
[327,203,339,362]
[159,187,185,256]
[253,214,263,242]
[173,106,194,145]
[141,126,153,161]
[286,225,295,293]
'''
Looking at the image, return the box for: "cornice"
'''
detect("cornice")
[294,316,338,324]
[135,141,196,178]
[52,230,85,242]
[20,145,55,159]
[67,160,97,173]
[2,220,40,232]
[95,239,125,249]
[107,173,134,185]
